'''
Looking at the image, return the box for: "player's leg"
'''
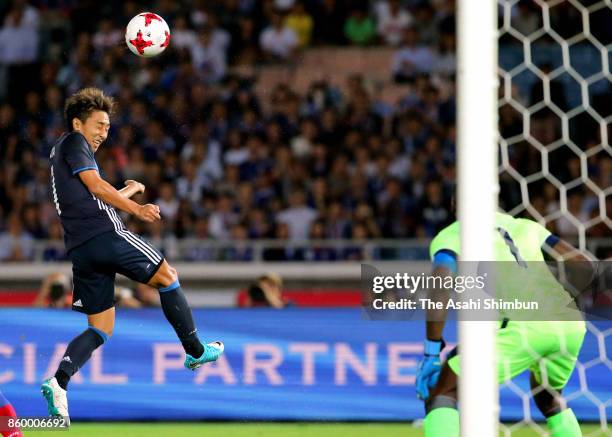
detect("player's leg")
[42,235,116,418]
[54,307,114,390]
[423,360,459,437]
[110,229,222,369]
[41,307,113,419]
[424,322,536,437]
[0,390,22,437]
[530,374,581,437]
[147,260,223,369]
[530,324,585,437]
[148,261,204,357]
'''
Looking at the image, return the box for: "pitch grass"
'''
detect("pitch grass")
[35,422,605,436]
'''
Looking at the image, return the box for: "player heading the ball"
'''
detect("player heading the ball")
[41,87,223,422]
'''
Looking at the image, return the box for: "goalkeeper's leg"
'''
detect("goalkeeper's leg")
[531,373,582,437]
[529,322,585,437]
[423,362,459,437]
[423,322,534,437]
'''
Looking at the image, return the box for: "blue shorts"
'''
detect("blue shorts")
[68,230,164,315]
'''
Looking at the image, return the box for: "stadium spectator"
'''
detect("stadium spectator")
[342,222,371,260]
[145,220,180,260]
[284,1,313,49]
[306,219,337,261]
[418,179,452,237]
[0,0,40,104]
[310,0,345,45]
[413,2,439,46]
[33,272,71,308]
[325,201,350,239]
[113,286,143,308]
[223,223,254,261]
[0,213,34,262]
[156,182,180,223]
[208,193,240,240]
[354,202,382,239]
[42,220,67,262]
[511,0,541,36]
[191,26,227,83]
[290,118,318,158]
[171,15,197,50]
[22,203,45,239]
[344,8,376,46]
[277,189,318,240]
[245,272,288,308]
[228,17,259,65]
[374,0,413,46]
[184,218,215,261]
[202,13,232,55]
[555,190,590,238]
[259,11,299,62]
[176,160,204,204]
[377,178,411,238]
[92,18,122,53]
[263,222,305,261]
[143,119,177,161]
[392,28,434,82]
[432,32,456,77]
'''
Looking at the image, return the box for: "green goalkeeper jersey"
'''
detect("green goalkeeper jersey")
[430,212,552,262]
[429,212,584,322]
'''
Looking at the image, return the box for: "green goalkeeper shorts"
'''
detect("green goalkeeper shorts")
[447,320,586,390]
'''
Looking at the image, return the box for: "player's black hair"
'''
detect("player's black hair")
[64,87,114,131]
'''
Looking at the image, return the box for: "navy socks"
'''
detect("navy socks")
[159,281,204,359]
[55,327,107,390]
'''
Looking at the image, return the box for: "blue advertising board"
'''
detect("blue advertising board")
[0,309,608,421]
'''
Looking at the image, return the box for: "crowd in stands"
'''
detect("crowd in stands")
[0,0,610,262]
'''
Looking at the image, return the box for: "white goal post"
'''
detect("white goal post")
[457,0,499,436]
[459,0,611,435]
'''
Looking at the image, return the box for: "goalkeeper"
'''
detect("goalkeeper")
[416,212,588,437]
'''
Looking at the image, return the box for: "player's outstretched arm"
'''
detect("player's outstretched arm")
[425,265,452,340]
[544,238,611,305]
[119,180,145,199]
[416,264,452,400]
[78,170,160,222]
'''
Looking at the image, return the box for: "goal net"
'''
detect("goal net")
[497,0,611,435]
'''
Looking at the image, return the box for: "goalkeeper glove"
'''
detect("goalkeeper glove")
[416,339,444,400]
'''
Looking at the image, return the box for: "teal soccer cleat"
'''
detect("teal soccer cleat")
[184,341,224,370]
[41,377,70,425]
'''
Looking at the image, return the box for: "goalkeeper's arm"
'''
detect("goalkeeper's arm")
[425,265,453,340]
[416,253,456,400]
[545,238,599,297]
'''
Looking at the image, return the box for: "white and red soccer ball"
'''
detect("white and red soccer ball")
[125,12,170,57]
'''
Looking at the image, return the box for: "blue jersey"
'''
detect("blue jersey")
[49,132,126,251]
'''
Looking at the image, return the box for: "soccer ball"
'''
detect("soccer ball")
[125,12,170,57]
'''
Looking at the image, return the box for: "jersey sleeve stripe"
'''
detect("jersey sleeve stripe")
[72,166,98,175]
[544,234,560,248]
[50,166,61,216]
